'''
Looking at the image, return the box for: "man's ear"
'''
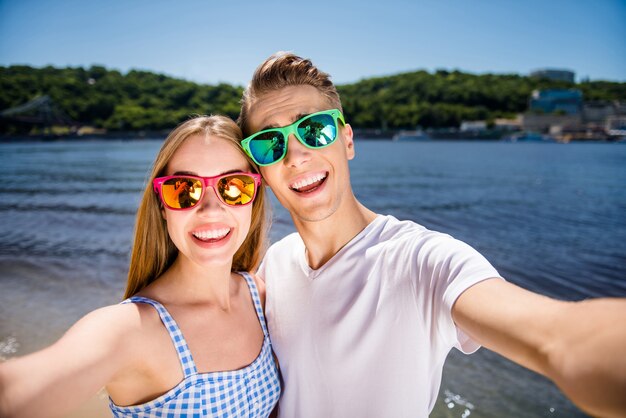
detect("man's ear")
[342,123,355,160]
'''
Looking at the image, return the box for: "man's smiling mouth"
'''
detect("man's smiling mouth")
[290,172,328,193]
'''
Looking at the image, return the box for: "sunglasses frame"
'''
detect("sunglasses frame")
[153,172,261,210]
[240,109,346,167]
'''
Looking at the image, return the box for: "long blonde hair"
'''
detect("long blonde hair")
[124,115,268,298]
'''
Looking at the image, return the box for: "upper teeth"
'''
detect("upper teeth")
[291,173,326,190]
[193,228,230,240]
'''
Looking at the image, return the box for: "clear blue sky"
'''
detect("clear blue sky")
[1,0,624,86]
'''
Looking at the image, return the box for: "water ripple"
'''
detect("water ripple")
[0,203,136,215]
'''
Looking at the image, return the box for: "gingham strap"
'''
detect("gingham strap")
[239,272,270,338]
[122,296,198,377]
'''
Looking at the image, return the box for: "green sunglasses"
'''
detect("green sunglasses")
[240,109,345,166]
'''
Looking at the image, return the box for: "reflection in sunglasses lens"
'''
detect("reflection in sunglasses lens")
[298,114,336,147]
[162,178,202,208]
[218,175,255,205]
[249,132,286,165]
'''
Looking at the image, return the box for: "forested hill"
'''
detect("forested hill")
[1,65,625,133]
[0,66,243,132]
[338,70,626,129]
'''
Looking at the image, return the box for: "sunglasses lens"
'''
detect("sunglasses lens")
[218,174,257,205]
[161,177,203,209]
[297,113,337,147]
[248,131,286,165]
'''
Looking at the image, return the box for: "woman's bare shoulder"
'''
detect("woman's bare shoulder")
[76,301,163,341]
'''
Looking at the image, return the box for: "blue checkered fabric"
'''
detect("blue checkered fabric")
[109,272,281,417]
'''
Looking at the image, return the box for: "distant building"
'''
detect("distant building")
[529,89,583,115]
[521,113,582,133]
[459,120,487,132]
[606,116,626,137]
[613,101,626,116]
[583,101,616,124]
[520,85,624,141]
[530,69,576,83]
[459,118,521,133]
[494,117,522,131]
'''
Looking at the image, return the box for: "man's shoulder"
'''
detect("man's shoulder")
[375,214,444,244]
[265,232,303,259]
[258,232,303,280]
[269,231,303,249]
[369,215,471,264]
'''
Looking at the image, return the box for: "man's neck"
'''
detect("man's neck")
[293,196,377,270]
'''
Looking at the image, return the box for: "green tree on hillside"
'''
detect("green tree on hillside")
[1,65,624,135]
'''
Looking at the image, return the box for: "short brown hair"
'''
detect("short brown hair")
[238,51,342,135]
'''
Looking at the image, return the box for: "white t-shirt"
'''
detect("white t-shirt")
[258,215,501,418]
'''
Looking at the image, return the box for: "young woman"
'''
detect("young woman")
[0,116,281,418]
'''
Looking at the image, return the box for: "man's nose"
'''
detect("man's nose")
[283,135,311,167]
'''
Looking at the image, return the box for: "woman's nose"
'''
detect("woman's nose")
[196,186,225,213]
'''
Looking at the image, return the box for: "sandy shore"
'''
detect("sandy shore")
[65,390,111,418]
[0,257,124,417]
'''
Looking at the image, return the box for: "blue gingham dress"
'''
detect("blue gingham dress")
[109,272,281,418]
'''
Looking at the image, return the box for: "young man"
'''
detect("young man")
[237,52,626,418]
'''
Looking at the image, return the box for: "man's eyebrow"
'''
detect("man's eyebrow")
[259,112,309,132]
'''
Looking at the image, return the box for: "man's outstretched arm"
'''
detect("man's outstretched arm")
[452,279,626,418]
